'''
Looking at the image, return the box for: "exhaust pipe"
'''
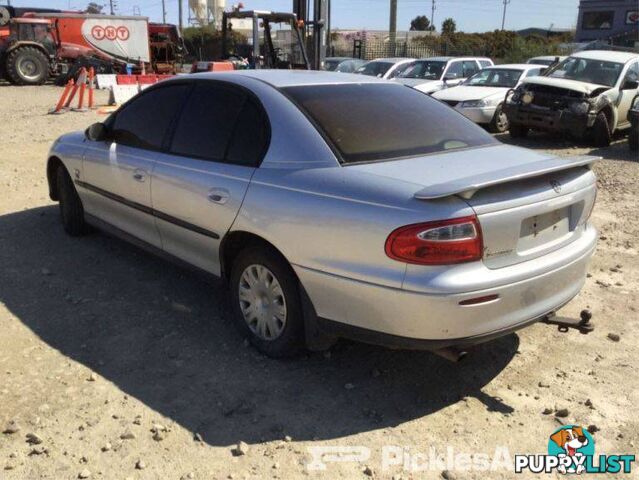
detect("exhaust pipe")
[432,346,468,362]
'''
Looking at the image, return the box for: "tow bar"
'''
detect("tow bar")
[541,309,594,334]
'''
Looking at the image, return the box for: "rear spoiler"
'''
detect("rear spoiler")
[414,155,599,200]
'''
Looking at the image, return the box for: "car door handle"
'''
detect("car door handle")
[207,188,230,204]
[132,169,146,182]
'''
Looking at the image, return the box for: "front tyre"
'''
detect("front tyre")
[6,46,49,86]
[57,166,88,236]
[591,111,611,147]
[488,104,509,134]
[230,247,304,357]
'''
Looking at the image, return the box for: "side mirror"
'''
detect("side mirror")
[621,79,639,91]
[85,122,108,142]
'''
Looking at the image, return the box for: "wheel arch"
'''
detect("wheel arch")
[219,230,292,283]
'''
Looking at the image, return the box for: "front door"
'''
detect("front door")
[151,81,270,274]
[81,83,190,248]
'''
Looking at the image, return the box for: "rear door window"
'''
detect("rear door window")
[110,84,190,151]
[170,83,245,162]
[285,83,496,164]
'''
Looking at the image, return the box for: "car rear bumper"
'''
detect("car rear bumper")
[504,104,596,136]
[294,224,596,346]
[455,105,496,124]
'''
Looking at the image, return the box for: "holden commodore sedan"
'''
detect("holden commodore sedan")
[46,71,598,358]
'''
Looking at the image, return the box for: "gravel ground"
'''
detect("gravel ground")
[0,85,637,480]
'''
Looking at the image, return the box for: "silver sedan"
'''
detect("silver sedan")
[46,71,598,358]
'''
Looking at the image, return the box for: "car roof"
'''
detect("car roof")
[366,57,414,63]
[325,57,352,61]
[415,56,491,62]
[487,63,542,70]
[529,55,564,60]
[192,70,386,88]
[571,50,639,63]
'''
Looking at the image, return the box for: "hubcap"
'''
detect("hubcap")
[497,111,509,131]
[238,264,287,341]
[18,58,39,80]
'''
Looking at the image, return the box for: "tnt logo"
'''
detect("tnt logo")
[91,25,129,41]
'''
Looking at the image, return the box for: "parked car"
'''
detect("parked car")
[322,57,366,73]
[433,64,546,133]
[393,56,494,94]
[629,94,639,151]
[47,71,598,358]
[353,57,415,79]
[504,50,639,146]
[526,55,566,67]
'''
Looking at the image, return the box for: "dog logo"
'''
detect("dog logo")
[548,426,593,474]
[516,425,634,475]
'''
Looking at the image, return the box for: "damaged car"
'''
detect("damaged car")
[504,50,639,146]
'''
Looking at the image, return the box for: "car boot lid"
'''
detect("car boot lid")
[348,144,598,200]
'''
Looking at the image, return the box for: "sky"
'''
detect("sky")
[7,0,581,32]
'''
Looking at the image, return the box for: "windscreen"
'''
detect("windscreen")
[284,83,497,164]
[464,68,523,88]
[546,56,623,87]
[355,61,393,77]
[398,60,446,80]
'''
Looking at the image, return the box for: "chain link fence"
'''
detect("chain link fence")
[330,36,492,60]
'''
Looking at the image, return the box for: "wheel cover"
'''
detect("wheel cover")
[238,264,287,341]
[18,57,40,81]
[496,111,509,131]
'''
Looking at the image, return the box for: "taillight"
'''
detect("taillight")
[385,216,483,265]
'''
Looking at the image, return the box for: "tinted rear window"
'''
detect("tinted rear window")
[284,83,496,164]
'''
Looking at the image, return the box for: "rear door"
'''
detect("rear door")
[151,81,270,274]
[81,83,190,248]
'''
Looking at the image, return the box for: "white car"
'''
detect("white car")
[393,56,494,94]
[505,50,639,145]
[433,64,546,133]
[353,57,415,79]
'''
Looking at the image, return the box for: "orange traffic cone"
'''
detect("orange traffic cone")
[49,78,74,114]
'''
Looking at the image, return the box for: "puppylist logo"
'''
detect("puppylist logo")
[515,425,635,475]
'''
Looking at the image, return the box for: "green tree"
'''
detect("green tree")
[441,18,457,36]
[410,15,431,31]
[85,2,104,14]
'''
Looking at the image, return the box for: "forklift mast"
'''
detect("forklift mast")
[293,0,330,70]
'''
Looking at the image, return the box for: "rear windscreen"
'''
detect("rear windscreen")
[284,83,497,164]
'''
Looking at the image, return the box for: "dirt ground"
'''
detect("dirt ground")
[0,84,637,480]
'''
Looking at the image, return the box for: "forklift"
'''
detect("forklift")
[204,1,330,71]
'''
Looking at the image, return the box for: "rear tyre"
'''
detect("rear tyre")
[629,131,639,152]
[230,247,304,358]
[488,104,509,134]
[509,124,529,138]
[591,111,611,147]
[56,166,88,236]
[6,46,49,86]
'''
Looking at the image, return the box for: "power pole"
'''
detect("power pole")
[178,0,183,33]
[161,0,166,23]
[431,0,436,31]
[389,0,397,56]
[501,0,511,30]
[109,0,115,15]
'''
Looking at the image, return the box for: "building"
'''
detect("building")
[575,0,638,47]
